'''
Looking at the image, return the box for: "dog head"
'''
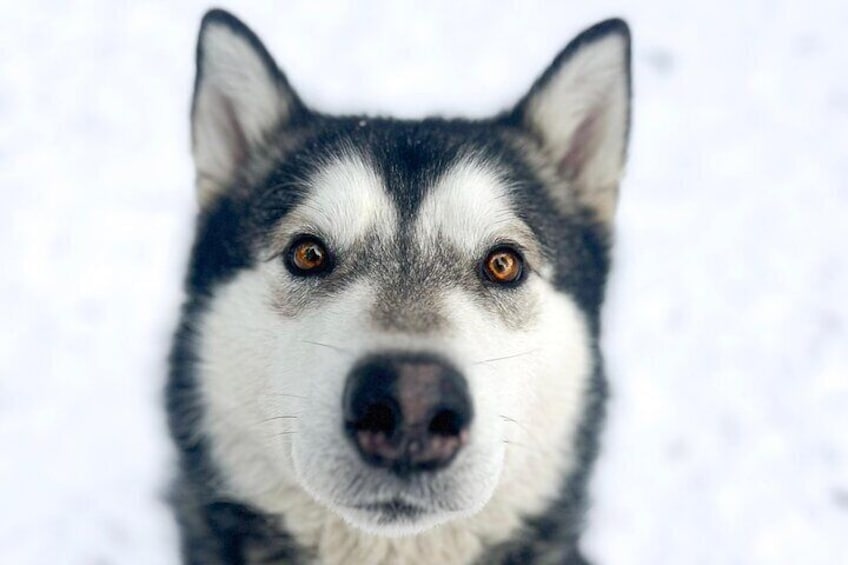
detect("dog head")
[183,9,630,536]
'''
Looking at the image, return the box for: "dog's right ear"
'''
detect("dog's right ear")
[191,9,305,208]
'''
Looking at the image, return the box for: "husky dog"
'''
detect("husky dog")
[167,8,630,564]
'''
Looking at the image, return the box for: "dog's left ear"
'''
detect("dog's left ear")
[507,19,631,224]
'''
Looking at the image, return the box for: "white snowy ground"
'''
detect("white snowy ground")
[2,1,847,563]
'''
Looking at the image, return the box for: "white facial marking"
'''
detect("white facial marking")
[275,153,397,253]
[416,158,534,256]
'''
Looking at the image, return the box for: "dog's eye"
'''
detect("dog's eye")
[482,246,524,285]
[286,236,331,276]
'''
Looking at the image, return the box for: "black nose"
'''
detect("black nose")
[343,353,473,475]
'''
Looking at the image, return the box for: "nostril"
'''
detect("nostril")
[357,400,398,436]
[427,408,464,437]
[344,353,473,472]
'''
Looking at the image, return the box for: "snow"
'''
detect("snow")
[1,1,846,563]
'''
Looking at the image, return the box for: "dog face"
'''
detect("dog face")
[184,10,629,537]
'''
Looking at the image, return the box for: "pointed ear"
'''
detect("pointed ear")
[191,10,305,207]
[509,19,631,224]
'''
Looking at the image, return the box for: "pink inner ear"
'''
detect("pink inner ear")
[216,89,249,168]
[558,107,602,182]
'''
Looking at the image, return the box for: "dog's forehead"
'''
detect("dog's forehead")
[279,147,529,254]
[415,158,534,255]
[285,152,398,247]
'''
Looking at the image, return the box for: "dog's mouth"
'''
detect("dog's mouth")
[331,495,459,534]
[351,498,427,523]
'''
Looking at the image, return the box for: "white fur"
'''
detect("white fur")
[415,158,539,261]
[196,156,594,563]
[524,32,629,222]
[192,21,289,206]
[271,153,398,254]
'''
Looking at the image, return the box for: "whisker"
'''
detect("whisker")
[263,391,337,412]
[499,415,557,457]
[499,414,522,425]
[503,439,537,451]
[259,415,299,424]
[300,340,353,356]
[265,392,309,400]
[269,429,298,439]
[473,349,539,365]
[499,414,537,437]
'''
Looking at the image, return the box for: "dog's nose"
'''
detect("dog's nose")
[343,353,473,474]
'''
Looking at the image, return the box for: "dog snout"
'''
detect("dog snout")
[343,353,473,474]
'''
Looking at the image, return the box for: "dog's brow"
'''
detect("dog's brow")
[273,154,398,250]
[415,158,541,261]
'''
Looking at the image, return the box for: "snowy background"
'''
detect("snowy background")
[2,1,847,563]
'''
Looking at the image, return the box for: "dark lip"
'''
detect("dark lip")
[351,498,428,520]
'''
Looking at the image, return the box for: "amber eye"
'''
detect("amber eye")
[482,246,524,285]
[286,236,331,276]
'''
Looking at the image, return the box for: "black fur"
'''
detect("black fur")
[167,9,629,564]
